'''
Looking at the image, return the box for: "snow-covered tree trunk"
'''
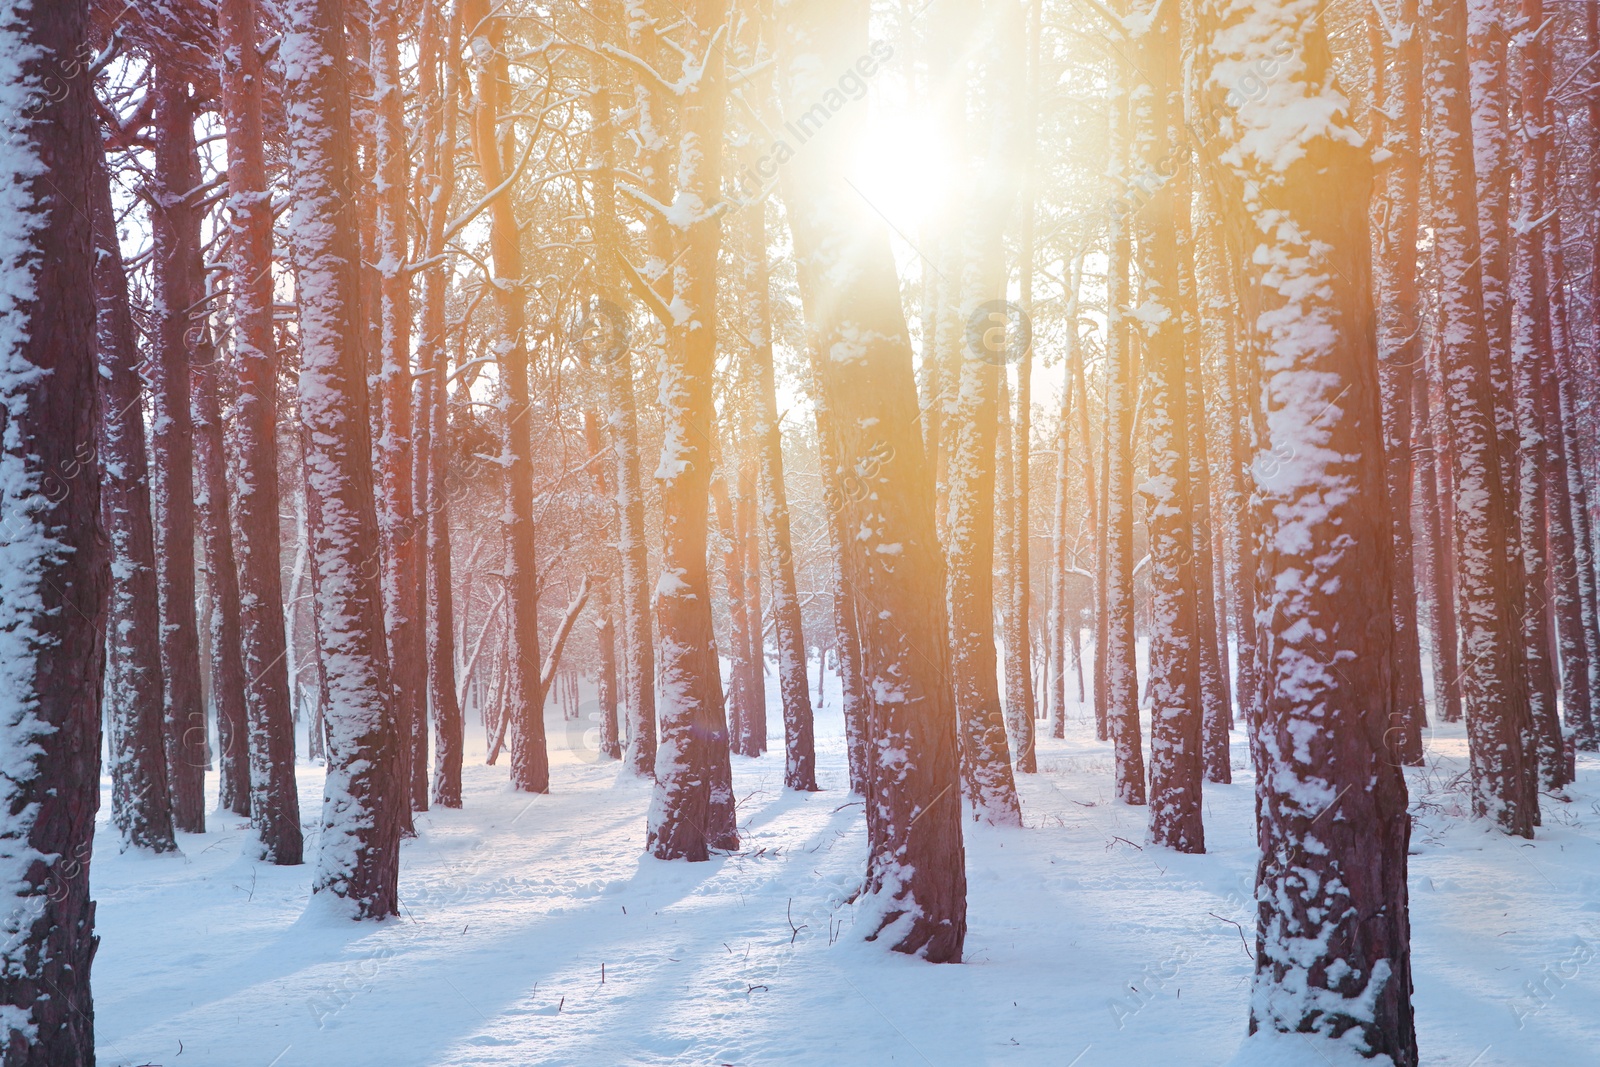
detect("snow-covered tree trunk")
[1197,1,1417,1057]
[1008,7,1041,768]
[1133,0,1202,850]
[1370,0,1428,766]
[592,0,658,777]
[998,371,1034,769]
[814,388,870,797]
[93,147,177,854]
[1046,329,1072,738]
[373,0,427,813]
[417,0,464,806]
[282,0,401,918]
[737,435,770,756]
[1539,170,1600,752]
[463,0,548,795]
[646,0,740,861]
[0,2,106,1057]
[150,62,208,835]
[746,201,816,789]
[1506,0,1569,788]
[192,329,252,816]
[780,0,966,960]
[712,450,754,756]
[1102,80,1145,805]
[1423,0,1538,835]
[1413,367,1463,724]
[583,409,623,760]
[217,0,303,863]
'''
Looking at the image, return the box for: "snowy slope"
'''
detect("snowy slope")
[92,669,1600,1066]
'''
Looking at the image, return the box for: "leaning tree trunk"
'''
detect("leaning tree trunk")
[373,0,428,813]
[192,332,252,816]
[1423,0,1538,835]
[217,0,303,864]
[417,0,464,806]
[1197,0,1417,1057]
[1134,0,1202,851]
[780,0,966,961]
[645,0,740,861]
[0,3,106,1059]
[93,146,177,854]
[464,0,548,795]
[150,62,208,835]
[745,200,816,788]
[283,0,401,918]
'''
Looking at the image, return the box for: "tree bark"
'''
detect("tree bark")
[0,3,106,1058]
[589,0,657,777]
[192,333,252,816]
[1370,0,1429,766]
[417,0,464,806]
[1197,1,1417,1056]
[1423,0,1538,835]
[283,0,401,918]
[745,201,815,788]
[94,143,177,854]
[373,0,427,813]
[781,0,965,960]
[1103,81,1146,804]
[150,63,208,835]
[1135,0,1202,850]
[464,0,548,795]
[1414,361,1463,725]
[645,0,740,861]
[217,0,304,863]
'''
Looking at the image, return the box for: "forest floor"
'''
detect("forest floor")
[93,668,1600,1067]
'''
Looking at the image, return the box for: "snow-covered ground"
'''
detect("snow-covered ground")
[92,670,1600,1066]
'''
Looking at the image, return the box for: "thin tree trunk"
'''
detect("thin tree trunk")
[150,63,208,835]
[417,0,464,806]
[1371,0,1429,766]
[584,409,623,760]
[737,439,770,756]
[464,0,548,795]
[0,4,106,1057]
[283,0,401,918]
[1135,0,1203,850]
[373,0,427,814]
[1414,365,1463,724]
[217,0,304,864]
[746,201,815,788]
[589,0,657,776]
[193,333,252,816]
[1103,80,1145,805]
[1507,0,1568,788]
[815,392,871,797]
[94,147,178,854]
